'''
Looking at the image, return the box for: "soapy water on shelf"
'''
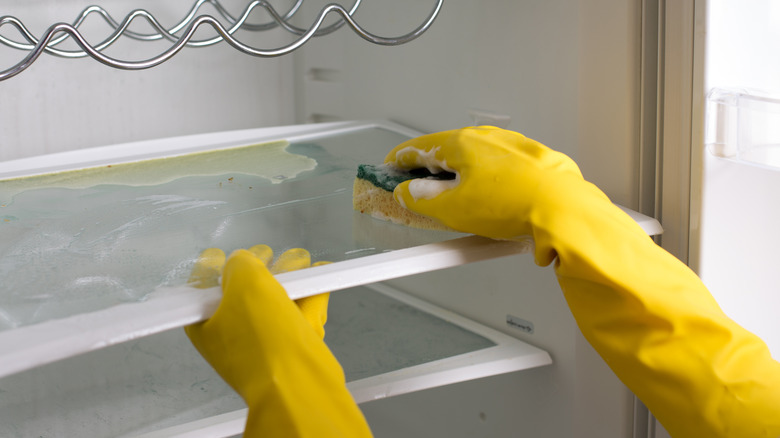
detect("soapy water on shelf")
[0,179,233,330]
[0,140,316,196]
[0,135,459,331]
[0,141,375,331]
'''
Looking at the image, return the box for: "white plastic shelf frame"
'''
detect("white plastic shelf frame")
[0,120,661,437]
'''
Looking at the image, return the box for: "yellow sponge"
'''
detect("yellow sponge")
[352,164,454,231]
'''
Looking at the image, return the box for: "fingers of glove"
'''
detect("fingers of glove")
[295,292,330,339]
[386,126,581,175]
[384,130,456,173]
[220,249,288,306]
[187,248,226,289]
[294,261,332,339]
[392,178,459,222]
[269,248,311,274]
[223,250,329,339]
[384,126,518,172]
[247,244,273,266]
[186,245,274,290]
[185,250,316,396]
[188,249,311,338]
[186,246,331,345]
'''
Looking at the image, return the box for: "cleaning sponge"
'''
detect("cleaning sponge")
[352,164,455,231]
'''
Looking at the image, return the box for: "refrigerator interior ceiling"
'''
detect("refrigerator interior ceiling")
[0,0,442,81]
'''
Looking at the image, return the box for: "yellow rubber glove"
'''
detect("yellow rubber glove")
[386,126,780,438]
[184,245,372,438]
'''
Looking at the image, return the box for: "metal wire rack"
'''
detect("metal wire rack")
[0,0,443,81]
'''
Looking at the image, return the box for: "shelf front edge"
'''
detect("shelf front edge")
[0,235,530,379]
[0,201,661,380]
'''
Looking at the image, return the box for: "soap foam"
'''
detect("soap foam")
[407,175,460,202]
[391,146,455,174]
[388,145,460,202]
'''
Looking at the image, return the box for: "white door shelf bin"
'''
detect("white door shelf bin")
[706,88,780,169]
[0,120,661,437]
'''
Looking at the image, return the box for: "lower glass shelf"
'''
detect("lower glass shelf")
[0,283,551,438]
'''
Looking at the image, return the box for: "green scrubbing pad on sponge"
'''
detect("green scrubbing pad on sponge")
[356,164,456,190]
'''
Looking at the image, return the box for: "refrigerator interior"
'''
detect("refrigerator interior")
[697,0,780,361]
[0,121,561,437]
[1,1,664,437]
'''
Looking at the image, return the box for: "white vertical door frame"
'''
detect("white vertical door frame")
[646,0,707,437]
[655,0,706,265]
[633,1,661,436]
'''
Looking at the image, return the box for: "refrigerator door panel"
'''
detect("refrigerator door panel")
[649,1,780,437]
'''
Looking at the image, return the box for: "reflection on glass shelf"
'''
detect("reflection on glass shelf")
[0,284,551,438]
[326,286,496,382]
[0,126,462,331]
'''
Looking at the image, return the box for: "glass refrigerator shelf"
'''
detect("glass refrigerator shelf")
[0,283,552,438]
[0,120,660,382]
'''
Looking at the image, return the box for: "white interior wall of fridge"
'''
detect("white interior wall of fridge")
[294,0,645,210]
[0,0,297,162]
[698,0,780,360]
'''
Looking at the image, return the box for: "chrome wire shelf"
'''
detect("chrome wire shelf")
[0,0,442,81]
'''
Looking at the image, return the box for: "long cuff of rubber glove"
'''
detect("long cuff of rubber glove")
[213,253,372,438]
[528,173,780,437]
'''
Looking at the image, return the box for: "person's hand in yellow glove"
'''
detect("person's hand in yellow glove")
[184,245,372,438]
[386,126,780,438]
[386,124,585,245]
